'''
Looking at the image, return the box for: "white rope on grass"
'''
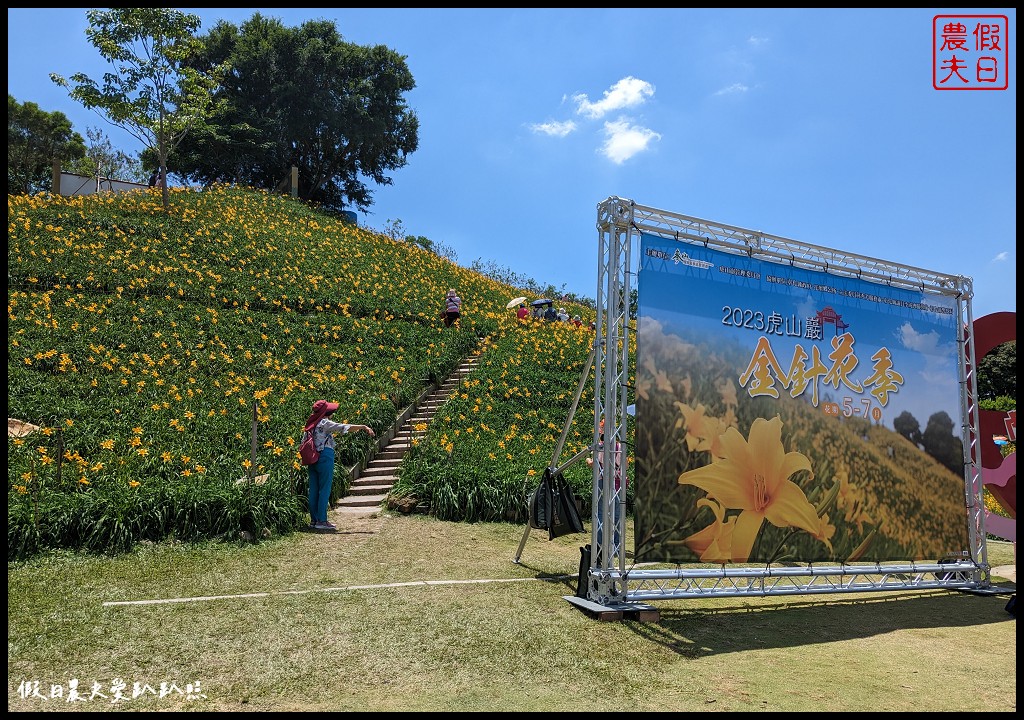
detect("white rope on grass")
[102,574,574,607]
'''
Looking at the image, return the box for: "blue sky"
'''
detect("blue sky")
[8,8,1017,319]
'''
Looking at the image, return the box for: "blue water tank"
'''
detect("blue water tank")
[341,211,358,226]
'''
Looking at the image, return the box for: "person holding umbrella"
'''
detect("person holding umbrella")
[531,298,554,321]
[506,296,529,321]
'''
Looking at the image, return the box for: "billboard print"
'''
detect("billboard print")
[634,232,971,564]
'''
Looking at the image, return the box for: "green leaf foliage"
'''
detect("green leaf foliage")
[49,8,229,209]
[8,94,87,194]
[170,13,419,213]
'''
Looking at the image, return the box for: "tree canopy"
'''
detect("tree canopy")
[977,340,1015,402]
[170,13,419,213]
[50,8,228,209]
[7,94,86,195]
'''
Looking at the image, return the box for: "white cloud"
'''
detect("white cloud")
[572,76,655,120]
[529,120,577,137]
[897,320,957,386]
[600,119,661,164]
[898,321,944,354]
[748,35,769,46]
[992,251,1009,262]
[714,82,749,96]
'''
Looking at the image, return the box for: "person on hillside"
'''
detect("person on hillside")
[443,288,462,327]
[571,315,583,328]
[148,169,159,188]
[556,307,570,322]
[303,399,375,531]
[587,419,624,562]
[516,303,530,321]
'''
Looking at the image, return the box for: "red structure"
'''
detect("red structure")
[969,311,1016,544]
[815,306,850,336]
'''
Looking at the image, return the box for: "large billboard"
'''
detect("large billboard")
[634,232,971,564]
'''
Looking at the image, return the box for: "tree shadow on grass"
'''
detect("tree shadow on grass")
[624,589,1016,658]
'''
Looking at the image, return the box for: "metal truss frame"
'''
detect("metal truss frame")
[586,196,991,607]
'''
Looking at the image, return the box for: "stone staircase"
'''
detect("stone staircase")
[333,351,481,516]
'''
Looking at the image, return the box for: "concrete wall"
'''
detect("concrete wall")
[56,171,148,197]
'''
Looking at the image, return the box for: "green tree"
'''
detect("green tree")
[66,126,146,184]
[382,219,458,263]
[977,340,1015,401]
[171,13,419,213]
[50,8,228,209]
[7,94,86,195]
[893,410,922,447]
[921,410,963,475]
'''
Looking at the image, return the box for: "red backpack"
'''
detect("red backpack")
[299,429,320,465]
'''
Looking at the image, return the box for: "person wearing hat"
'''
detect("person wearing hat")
[556,307,570,322]
[302,399,375,531]
[516,303,529,321]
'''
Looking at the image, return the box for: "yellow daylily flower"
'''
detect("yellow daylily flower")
[683,497,736,563]
[677,415,825,562]
[674,402,726,454]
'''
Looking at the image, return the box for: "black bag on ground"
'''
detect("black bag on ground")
[528,468,585,539]
[547,469,585,540]
[528,471,552,530]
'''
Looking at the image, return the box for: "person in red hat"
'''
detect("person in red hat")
[303,399,375,531]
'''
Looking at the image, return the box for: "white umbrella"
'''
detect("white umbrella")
[506,296,528,309]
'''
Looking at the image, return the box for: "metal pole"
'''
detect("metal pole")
[513,347,597,564]
[249,400,258,482]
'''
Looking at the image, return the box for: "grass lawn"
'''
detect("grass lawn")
[7,515,1016,712]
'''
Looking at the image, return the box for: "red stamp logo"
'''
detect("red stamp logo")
[933,15,1009,90]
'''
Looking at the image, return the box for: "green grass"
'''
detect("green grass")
[7,519,1016,711]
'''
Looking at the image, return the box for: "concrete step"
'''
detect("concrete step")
[335,493,388,508]
[347,483,393,496]
[346,483,388,494]
[334,504,382,516]
[339,341,485,509]
[361,465,399,477]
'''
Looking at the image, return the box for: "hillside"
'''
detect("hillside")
[7,186,598,558]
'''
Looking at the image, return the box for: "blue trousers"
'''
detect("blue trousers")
[307,447,335,523]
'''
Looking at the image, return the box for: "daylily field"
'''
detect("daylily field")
[7,186,602,559]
